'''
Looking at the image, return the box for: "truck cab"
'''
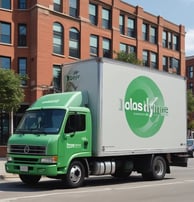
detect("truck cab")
[6,92,92,186]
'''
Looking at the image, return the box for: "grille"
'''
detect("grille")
[10,145,46,155]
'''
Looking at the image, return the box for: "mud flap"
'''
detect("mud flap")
[170,154,188,167]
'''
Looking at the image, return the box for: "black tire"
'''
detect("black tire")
[19,174,41,185]
[112,160,133,178]
[64,161,85,188]
[112,170,132,178]
[142,156,166,180]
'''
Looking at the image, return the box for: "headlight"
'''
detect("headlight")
[41,156,58,164]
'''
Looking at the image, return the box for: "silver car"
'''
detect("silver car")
[187,139,194,157]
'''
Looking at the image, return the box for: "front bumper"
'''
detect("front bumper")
[5,161,64,176]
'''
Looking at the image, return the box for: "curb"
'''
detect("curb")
[0,158,17,180]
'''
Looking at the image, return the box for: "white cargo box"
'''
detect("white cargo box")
[62,58,187,156]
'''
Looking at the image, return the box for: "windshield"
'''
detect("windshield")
[15,109,66,134]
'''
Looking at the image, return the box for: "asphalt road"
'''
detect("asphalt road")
[0,158,194,202]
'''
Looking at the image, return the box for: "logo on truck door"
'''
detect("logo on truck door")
[124,76,168,138]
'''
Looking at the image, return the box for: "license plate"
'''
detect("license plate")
[20,166,28,172]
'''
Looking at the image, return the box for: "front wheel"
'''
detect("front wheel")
[19,174,41,185]
[64,160,85,188]
[142,156,166,180]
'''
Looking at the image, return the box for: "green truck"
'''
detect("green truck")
[5,58,188,188]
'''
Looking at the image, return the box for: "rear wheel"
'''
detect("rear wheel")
[19,174,41,185]
[142,156,166,180]
[64,160,85,188]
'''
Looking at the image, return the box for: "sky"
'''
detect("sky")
[124,0,194,56]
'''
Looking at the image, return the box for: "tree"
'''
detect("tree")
[187,90,194,132]
[115,51,142,65]
[0,68,24,112]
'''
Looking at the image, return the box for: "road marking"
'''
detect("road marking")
[1,179,194,201]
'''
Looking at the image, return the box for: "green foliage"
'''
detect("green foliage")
[115,51,142,65]
[187,90,194,113]
[187,90,194,130]
[0,68,24,112]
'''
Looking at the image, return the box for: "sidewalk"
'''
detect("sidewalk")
[0,158,17,180]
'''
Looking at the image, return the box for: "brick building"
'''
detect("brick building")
[186,56,194,138]
[186,56,194,92]
[0,0,186,155]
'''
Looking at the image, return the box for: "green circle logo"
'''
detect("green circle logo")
[124,76,168,138]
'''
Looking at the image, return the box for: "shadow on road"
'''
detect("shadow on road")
[0,174,174,192]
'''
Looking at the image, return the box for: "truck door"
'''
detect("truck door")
[64,112,91,157]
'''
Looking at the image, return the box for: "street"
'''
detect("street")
[0,158,194,202]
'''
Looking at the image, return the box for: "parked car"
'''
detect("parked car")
[187,139,194,157]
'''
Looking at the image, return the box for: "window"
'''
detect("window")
[188,66,194,79]
[142,23,148,41]
[0,22,11,44]
[90,35,98,56]
[0,56,11,69]
[127,17,135,37]
[54,0,62,12]
[170,57,180,74]
[173,35,179,51]
[18,24,27,46]
[143,50,158,69]
[119,15,124,34]
[142,23,157,43]
[168,32,172,49]
[120,43,136,54]
[163,56,168,72]
[65,114,86,133]
[150,52,157,69]
[53,22,64,55]
[163,30,180,51]
[103,38,111,58]
[53,65,61,92]
[89,3,97,25]
[0,0,11,9]
[163,56,180,74]
[69,28,80,58]
[18,58,27,86]
[102,8,111,29]
[150,26,157,44]
[189,82,193,91]
[143,50,149,67]
[18,0,27,9]
[162,31,167,48]
[69,0,78,17]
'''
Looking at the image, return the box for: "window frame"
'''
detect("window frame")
[69,28,80,58]
[119,15,125,35]
[53,22,64,55]
[53,65,62,92]
[69,0,79,18]
[0,56,11,69]
[103,38,111,58]
[0,22,11,44]
[18,24,27,46]
[90,34,98,56]
[102,8,111,29]
[0,0,11,10]
[18,57,27,86]
[53,0,62,12]
[127,17,136,38]
[18,0,27,9]
[89,3,97,25]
